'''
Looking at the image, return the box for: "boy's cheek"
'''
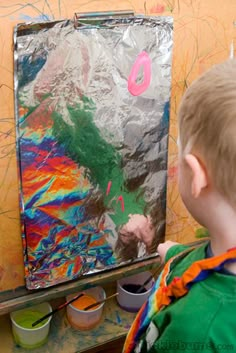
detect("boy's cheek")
[178,169,191,207]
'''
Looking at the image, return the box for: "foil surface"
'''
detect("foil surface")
[14,16,173,289]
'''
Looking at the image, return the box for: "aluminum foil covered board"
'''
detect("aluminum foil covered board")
[14,16,173,289]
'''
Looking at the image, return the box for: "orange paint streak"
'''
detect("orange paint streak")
[90,238,106,247]
[19,106,29,117]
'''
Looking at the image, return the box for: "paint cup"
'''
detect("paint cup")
[117,271,154,312]
[66,286,106,330]
[10,302,52,349]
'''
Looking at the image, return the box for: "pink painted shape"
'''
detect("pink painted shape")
[117,195,125,212]
[106,181,112,196]
[128,51,152,96]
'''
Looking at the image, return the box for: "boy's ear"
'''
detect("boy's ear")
[184,154,208,198]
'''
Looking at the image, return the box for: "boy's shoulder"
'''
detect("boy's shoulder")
[165,241,208,263]
[165,242,208,282]
[146,242,236,353]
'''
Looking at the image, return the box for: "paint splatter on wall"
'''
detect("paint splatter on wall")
[14,17,173,289]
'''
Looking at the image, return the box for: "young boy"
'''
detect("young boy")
[123,60,236,353]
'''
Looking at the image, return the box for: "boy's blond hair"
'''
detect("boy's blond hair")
[178,59,236,205]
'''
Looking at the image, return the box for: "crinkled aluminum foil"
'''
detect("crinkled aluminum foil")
[14,16,173,289]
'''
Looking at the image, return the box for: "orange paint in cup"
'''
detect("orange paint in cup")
[71,294,99,311]
[66,287,106,330]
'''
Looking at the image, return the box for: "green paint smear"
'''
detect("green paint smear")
[195,227,210,239]
[52,97,145,225]
[14,310,47,329]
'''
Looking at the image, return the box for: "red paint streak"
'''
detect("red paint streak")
[25,99,54,129]
[117,195,125,212]
[106,181,112,196]
[168,166,178,179]
[150,4,165,14]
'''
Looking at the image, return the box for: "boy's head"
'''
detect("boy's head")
[177,60,236,221]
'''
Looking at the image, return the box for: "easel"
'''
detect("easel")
[0,9,164,353]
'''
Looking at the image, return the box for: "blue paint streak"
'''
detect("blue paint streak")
[18,56,47,88]
[161,100,170,129]
[18,13,52,22]
[116,311,122,324]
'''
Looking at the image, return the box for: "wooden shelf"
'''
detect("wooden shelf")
[1,284,136,353]
[0,255,160,316]
[0,255,163,353]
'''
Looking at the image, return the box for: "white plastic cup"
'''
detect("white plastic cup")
[117,271,154,312]
[66,286,106,330]
[10,302,52,349]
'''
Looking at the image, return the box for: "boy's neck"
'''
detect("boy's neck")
[203,193,236,274]
[210,239,236,274]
